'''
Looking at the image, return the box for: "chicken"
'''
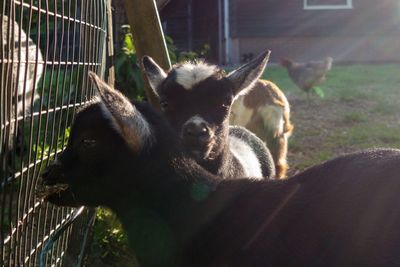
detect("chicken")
[280,57,333,102]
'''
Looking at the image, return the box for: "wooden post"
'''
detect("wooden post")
[122,0,171,109]
[106,0,115,87]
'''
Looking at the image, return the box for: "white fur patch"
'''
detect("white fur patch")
[175,61,218,90]
[258,105,284,137]
[229,136,263,179]
[231,97,285,138]
[230,97,254,126]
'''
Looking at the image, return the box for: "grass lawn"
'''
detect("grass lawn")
[262,63,400,173]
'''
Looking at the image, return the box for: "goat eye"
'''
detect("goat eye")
[160,101,168,111]
[222,97,232,108]
[82,139,97,148]
[222,103,230,110]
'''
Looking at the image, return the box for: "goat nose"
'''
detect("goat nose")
[184,122,209,137]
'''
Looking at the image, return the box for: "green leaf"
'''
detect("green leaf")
[312,86,325,98]
[123,33,135,53]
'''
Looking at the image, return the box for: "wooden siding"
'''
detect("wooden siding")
[230,0,400,38]
[230,0,400,63]
[238,36,400,63]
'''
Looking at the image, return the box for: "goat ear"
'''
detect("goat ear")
[142,56,167,97]
[88,72,152,152]
[227,50,270,99]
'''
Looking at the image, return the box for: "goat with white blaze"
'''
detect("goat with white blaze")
[40,73,400,267]
[142,51,275,179]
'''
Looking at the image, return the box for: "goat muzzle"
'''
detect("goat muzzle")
[36,161,70,200]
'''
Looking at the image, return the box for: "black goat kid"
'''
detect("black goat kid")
[142,51,275,179]
[40,73,400,267]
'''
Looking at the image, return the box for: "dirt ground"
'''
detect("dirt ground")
[285,92,400,176]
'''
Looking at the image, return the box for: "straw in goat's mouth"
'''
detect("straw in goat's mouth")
[36,182,70,199]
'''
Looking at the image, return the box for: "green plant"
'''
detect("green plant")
[178,51,199,62]
[199,43,210,58]
[37,67,85,109]
[114,25,145,101]
[312,86,325,98]
[177,43,210,62]
[29,67,82,163]
[15,0,80,50]
[165,35,178,64]
[113,26,210,102]
[32,127,70,159]
[88,208,137,266]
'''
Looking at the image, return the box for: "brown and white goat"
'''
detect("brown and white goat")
[142,51,275,179]
[40,73,400,267]
[230,79,293,179]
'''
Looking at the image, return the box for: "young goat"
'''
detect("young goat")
[230,79,293,179]
[40,73,400,267]
[142,51,275,179]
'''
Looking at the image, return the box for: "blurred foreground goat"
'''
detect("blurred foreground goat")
[40,73,400,267]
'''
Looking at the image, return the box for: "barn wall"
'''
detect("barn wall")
[230,0,400,63]
[231,0,399,38]
[238,36,400,63]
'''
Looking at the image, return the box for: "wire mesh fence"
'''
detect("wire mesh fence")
[1,0,109,266]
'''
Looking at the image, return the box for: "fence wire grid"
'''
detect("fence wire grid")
[1,0,109,266]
